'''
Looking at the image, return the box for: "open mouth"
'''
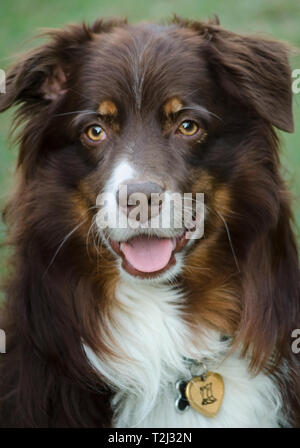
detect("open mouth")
[108,232,189,278]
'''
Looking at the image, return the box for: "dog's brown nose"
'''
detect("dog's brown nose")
[117,181,165,222]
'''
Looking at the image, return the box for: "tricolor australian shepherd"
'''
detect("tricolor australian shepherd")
[0,17,299,428]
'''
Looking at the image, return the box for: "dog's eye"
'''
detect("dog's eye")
[177,121,199,136]
[86,125,106,142]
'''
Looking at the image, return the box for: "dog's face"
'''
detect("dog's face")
[1,18,294,283]
[71,23,224,280]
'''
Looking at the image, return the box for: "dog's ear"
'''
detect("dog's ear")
[0,32,72,112]
[205,26,294,132]
[0,50,69,112]
[0,19,126,112]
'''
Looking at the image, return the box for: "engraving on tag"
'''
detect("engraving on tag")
[199,382,217,405]
[185,372,224,418]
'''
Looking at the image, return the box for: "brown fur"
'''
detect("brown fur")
[0,17,299,427]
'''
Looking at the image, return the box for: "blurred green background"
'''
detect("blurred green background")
[0,0,299,277]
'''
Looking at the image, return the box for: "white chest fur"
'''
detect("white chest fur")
[84,279,284,428]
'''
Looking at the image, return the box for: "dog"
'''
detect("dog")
[0,16,299,428]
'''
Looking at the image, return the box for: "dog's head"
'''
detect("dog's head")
[1,17,294,278]
[1,18,297,367]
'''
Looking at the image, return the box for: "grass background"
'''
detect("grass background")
[0,0,299,278]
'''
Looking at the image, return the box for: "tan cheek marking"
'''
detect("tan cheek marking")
[163,97,183,116]
[98,100,118,116]
[191,171,214,194]
[69,193,92,242]
[213,185,232,216]
[71,181,97,225]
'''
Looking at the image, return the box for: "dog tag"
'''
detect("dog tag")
[185,372,224,418]
[175,379,190,412]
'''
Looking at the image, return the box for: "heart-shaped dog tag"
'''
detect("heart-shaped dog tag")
[185,372,224,418]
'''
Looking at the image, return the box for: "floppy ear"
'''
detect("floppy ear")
[239,205,300,371]
[206,26,294,132]
[0,19,126,113]
[0,54,69,113]
[0,32,73,113]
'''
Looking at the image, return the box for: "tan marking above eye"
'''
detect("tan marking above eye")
[164,97,183,116]
[98,100,118,116]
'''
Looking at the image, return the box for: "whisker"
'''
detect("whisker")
[183,264,211,271]
[179,105,223,122]
[43,218,87,278]
[43,205,99,276]
[210,207,240,273]
[91,217,103,257]
[183,265,212,274]
[85,215,96,260]
[53,110,98,117]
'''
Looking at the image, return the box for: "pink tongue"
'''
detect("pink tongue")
[121,237,173,273]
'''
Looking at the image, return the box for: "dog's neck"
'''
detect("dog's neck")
[84,278,286,428]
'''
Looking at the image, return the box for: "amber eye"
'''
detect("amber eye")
[178,120,199,136]
[86,125,106,142]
